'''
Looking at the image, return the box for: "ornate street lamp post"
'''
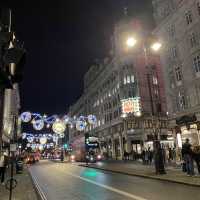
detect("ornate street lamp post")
[125,35,166,174]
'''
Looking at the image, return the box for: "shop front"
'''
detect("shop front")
[175,114,200,147]
[145,131,175,150]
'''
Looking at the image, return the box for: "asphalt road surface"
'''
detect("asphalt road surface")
[29,160,200,200]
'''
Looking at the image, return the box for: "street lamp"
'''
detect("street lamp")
[151,42,162,52]
[125,36,166,174]
[126,37,137,47]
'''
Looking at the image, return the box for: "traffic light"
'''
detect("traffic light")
[63,143,68,149]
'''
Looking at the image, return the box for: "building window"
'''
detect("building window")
[190,32,197,48]
[175,66,182,81]
[193,55,200,73]
[131,75,135,83]
[152,76,158,85]
[185,11,193,25]
[171,46,178,58]
[124,77,127,85]
[127,76,130,83]
[154,89,159,98]
[178,92,186,110]
[197,2,200,15]
[168,24,175,38]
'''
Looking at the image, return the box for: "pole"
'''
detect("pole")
[9,115,16,200]
[144,48,166,174]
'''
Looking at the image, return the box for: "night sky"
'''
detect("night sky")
[1,0,154,115]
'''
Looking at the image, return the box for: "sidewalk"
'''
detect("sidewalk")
[79,160,200,187]
[0,165,38,200]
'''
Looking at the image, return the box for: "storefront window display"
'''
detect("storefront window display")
[180,124,200,145]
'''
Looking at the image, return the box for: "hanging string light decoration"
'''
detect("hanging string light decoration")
[52,120,66,134]
[20,111,97,132]
[40,136,47,144]
[33,120,45,131]
[21,112,32,123]
[76,120,87,131]
[87,115,97,125]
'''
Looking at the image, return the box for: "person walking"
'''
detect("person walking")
[123,150,128,162]
[144,149,148,165]
[192,145,200,175]
[182,138,194,176]
[147,148,153,165]
[0,152,7,185]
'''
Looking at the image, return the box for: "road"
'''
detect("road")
[29,160,200,200]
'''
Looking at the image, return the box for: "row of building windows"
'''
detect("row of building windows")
[104,108,121,123]
[168,54,200,87]
[127,119,167,129]
[123,75,135,85]
[93,84,120,108]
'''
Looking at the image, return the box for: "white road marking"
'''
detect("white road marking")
[30,170,48,200]
[64,171,148,200]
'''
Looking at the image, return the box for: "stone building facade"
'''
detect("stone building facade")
[152,0,200,147]
[69,19,170,160]
[2,84,21,144]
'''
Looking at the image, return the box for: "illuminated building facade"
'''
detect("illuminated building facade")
[69,19,169,159]
[152,0,200,147]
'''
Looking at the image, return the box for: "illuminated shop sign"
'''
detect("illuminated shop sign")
[121,97,141,114]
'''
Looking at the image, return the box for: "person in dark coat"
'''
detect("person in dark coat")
[192,145,200,174]
[181,138,194,176]
[0,152,9,184]
[154,141,166,174]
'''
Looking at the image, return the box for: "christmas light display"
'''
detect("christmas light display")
[52,121,66,134]
[40,136,47,144]
[20,111,97,132]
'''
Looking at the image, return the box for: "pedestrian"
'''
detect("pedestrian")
[144,149,148,165]
[0,151,8,185]
[154,141,166,175]
[141,149,145,164]
[132,150,136,161]
[123,150,128,162]
[147,148,153,165]
[169,148,173,162]
[181,138,194,176]
[166,148,171,164]
[192,145,200,175]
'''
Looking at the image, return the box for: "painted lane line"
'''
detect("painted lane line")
[64,171,148,200]
[30,170,48,200]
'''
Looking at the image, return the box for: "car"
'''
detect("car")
[25,155,35,164]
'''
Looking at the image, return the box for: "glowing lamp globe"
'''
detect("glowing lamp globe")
[33,120,44,131]
[39,145,43,151]
[21,112,32,123]
[52,121,66,134]
[76,120,86,131]
[40,137,47,144]
[126,37,137,47]
[22,132,27,139]
[27,137,34,143]
[88,115,97,125]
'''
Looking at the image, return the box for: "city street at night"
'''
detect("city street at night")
[29,160,200,200]
[1,0,200,199]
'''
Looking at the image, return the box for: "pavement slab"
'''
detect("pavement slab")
[0,166,38,200]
